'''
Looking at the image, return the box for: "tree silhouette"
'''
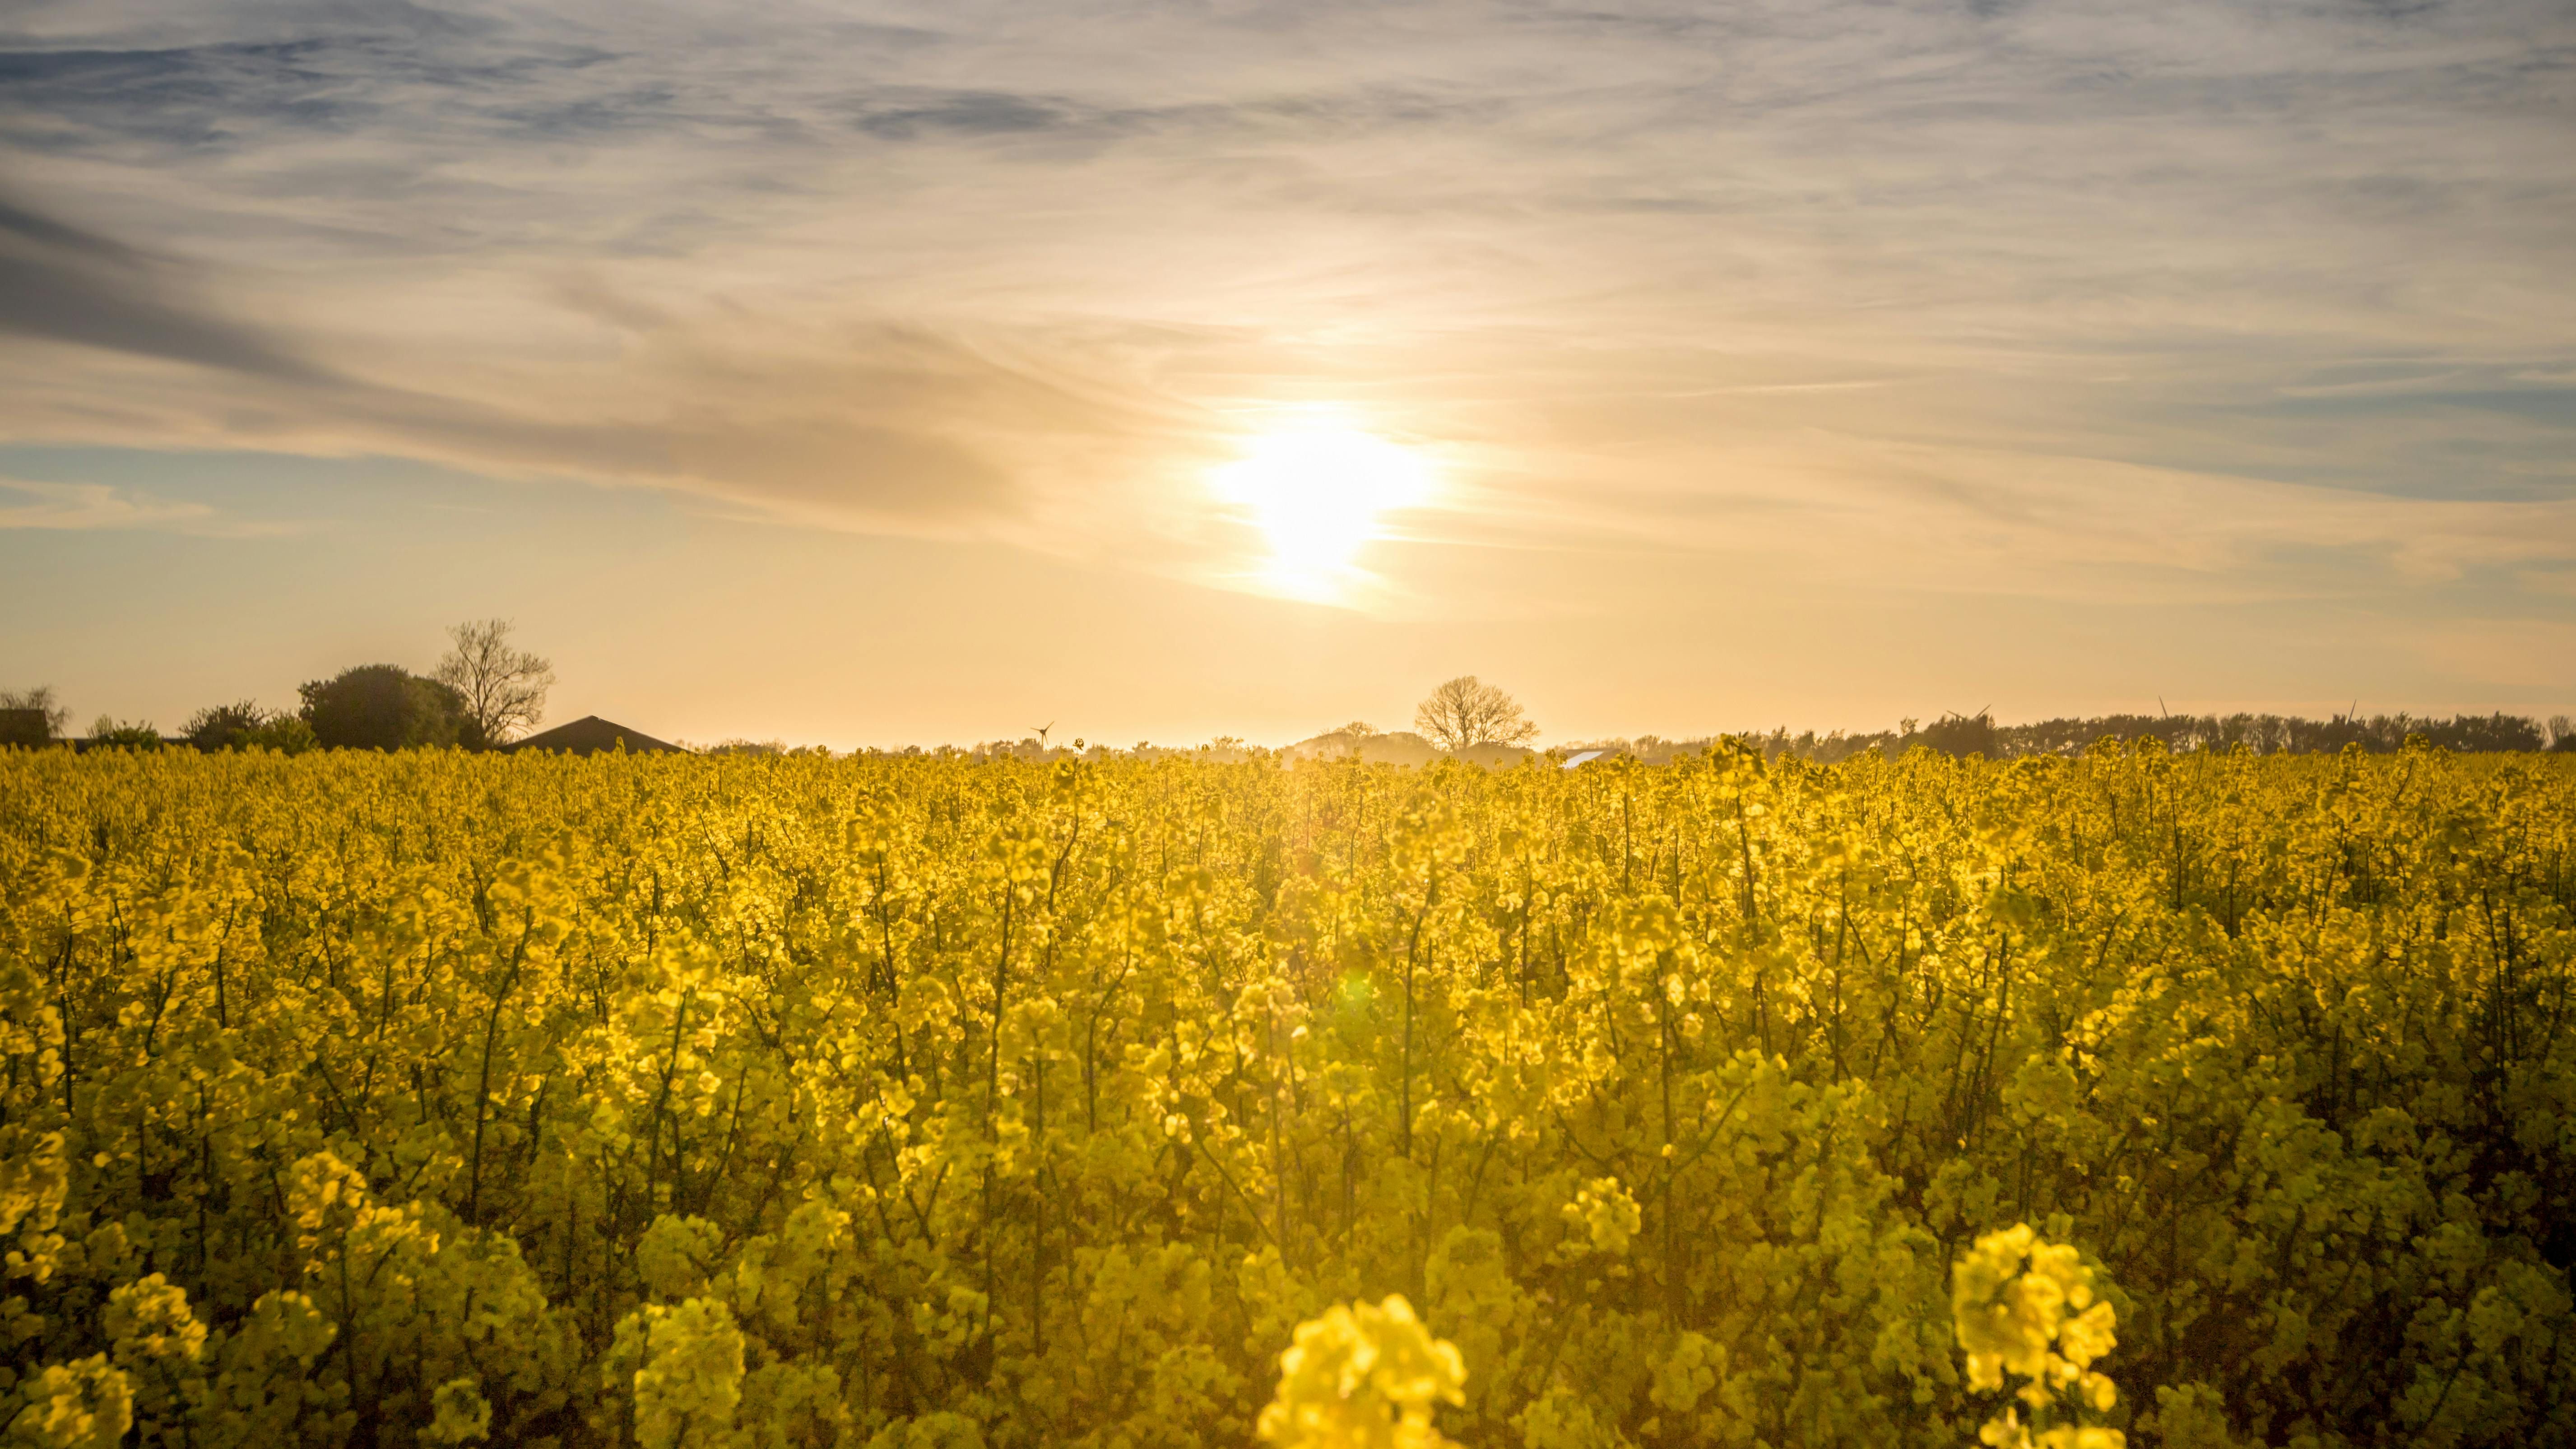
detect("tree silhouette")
[1413,676,1538,752]
[300,665,475,750]
[435,619,555,745]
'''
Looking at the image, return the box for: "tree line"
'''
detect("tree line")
[1579,706,2576,763]
[0,620,553,752]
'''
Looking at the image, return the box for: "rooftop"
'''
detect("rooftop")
[507,716,687,756]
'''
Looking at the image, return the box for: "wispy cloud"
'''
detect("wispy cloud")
[0,0,2569,612]
[0,476,306,534]
[0,191,341,383]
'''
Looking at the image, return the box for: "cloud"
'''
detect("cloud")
[0,183,1136,530]
[0,190,342,384]
[0,476,289,533]
[851,90,1078,141]
[0,0,2569,607]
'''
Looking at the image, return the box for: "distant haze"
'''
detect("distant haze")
[3,0,2571,748]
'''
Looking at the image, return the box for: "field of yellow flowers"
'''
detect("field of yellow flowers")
[3,742,2570,1448]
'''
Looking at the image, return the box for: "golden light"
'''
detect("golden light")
[1208,421,1434,602]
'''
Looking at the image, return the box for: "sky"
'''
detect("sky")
[3,0,2572,748]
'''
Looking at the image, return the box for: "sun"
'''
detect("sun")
[1208,421,1433,602]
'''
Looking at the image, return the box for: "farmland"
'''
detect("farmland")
[3,743,2571,1448]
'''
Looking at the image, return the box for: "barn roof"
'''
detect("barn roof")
[507,716,687,755]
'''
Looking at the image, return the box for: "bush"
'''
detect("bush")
[85,716,163,749]
[183,701,269,750]
[297,666,482,751]
[183,702,320,755]
[241,716,320,755]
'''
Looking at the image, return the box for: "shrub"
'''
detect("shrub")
[297,665,482,750]
[85,716,163,749]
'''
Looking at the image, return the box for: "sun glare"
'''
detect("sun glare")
[1209,422,1433,602]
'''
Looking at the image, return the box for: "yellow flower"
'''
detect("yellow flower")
[1257,1296,1466,1449]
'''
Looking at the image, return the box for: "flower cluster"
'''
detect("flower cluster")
[1953,1225,2121,1448]
[1257,1296,1465,1449]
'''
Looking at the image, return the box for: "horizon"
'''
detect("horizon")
[5,1,2573,741]
[8,616,2573,754]
[17,679,2567,757]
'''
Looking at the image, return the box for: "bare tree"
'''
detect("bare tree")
[1413,676,1538,752]
[435,619,554,744]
